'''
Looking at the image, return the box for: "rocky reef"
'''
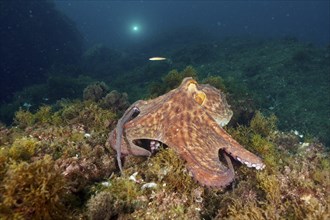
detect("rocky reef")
[0,70,329,219]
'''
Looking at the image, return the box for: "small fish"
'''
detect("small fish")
[149,57,167,61]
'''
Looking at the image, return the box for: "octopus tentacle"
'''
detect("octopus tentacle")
[223,151,235,175]
[162,110,236,187]
[211,124,265,170]
[114,106,140,172]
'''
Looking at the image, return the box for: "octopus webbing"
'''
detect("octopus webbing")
[108,77,265,188]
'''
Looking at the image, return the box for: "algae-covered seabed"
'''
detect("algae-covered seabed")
[0,38,329,219]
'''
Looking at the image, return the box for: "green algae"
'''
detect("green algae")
[7,137,39,161]
[202,75,227,91]
[87,177,144,219]
[228,111,280,170]
[14,109,35,128]
[0,93,122,219]
[145,148,199,193]
[195,39,330,145]
[0,155,71,219]
[149,65,198,97]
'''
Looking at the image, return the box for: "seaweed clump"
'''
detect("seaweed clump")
[212,112,330,219]
[0,95,120,218]
[82,81,130,114]
[0,155,71,219]
[202,75,227,91]
[86,148,203,219]
[83,81,109,102]
[7,137,39,161]
[100,90,130,114]
[149,66,198,97]
[145,148,198,193]
[87,177,143,219]
[215,140,329,220]
[228,111,280,169]
[131,148,203,219]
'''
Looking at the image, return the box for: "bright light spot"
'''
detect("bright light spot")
[132,26,139,32]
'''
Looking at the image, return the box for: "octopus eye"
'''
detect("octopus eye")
[187,81,206,105]
[194,92,206,105]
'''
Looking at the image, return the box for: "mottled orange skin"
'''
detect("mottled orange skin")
[109,77,264,188]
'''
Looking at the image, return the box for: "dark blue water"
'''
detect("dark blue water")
[0,0,329,144]
[55,1,330,48]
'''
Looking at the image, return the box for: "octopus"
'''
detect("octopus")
[108,77,265,188]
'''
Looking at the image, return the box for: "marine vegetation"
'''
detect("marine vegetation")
[0,74,95,125]
[1,155,71,219]
[149,65,198,97]
[0,67,329,219]
[193,38,330,145]
[0,89,122,218]
[83,81,109,102]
